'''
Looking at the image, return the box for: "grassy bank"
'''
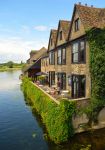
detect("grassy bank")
[0,61,25,72]
[22,78,76,143]
[0,67,22,72]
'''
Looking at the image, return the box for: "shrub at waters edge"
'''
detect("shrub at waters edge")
[22,77,76,143]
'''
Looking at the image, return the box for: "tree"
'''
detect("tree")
[7,61,14,68]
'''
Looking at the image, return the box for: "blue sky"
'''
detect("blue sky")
[0,0,104,63]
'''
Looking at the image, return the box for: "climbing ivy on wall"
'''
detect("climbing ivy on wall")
[22,77,76,143]
[86,28,105,118]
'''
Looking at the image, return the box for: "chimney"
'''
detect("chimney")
[85,3,87,6]
[91,5,93,7]
[79,2,81,5]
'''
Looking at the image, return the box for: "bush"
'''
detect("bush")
[7,61,14,68]
[22,77,76,143]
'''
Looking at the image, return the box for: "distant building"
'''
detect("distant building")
[23,47,47,78]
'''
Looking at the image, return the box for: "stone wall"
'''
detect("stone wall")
[72,99,105,133]
[69,9,85,41]
[56,27,66,46]
[41,57,49,73]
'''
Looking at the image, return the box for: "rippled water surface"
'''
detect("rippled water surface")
[0,70,105,150]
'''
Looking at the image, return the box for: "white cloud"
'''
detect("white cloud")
[34,25,48,31]
[0,37,48,63]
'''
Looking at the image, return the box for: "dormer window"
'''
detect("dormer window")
[75,18,79,31]
[59,31,62,40]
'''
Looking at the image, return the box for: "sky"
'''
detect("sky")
[0,0,104,63]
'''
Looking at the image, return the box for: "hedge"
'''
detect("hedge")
[22,77,76,143]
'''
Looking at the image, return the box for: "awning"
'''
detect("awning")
[36,72,48,76]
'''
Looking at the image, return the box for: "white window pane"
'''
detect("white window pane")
[73,43,78,53]
[80,41,85,50]
[73,53,78,62]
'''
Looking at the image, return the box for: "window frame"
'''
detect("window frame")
[57,48,66,65]
[71,74,86,98]
[75,18,80,32]
[59,31,63,40]
[49,51,55,65]
[57,49,62,65]
[57,72,66,90]
[62,48,66,65]
[71,39,86,64]
[49,71,55,86]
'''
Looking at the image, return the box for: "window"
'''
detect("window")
[72,43,79,63]
[72,75,86,98]
[72,39,86,63]
[80,40,85,62]
[75,18,80,31]
[57,73,66,90]
[57,48,66,65]
[49,71,55,86]
[59,31,62,40]
[62,48,66,64]
[57,49,62,64]
[49,51,55,65]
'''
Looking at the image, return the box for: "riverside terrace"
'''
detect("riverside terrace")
[32,75,89,102]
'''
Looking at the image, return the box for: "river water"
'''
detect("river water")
[0,70,105,150]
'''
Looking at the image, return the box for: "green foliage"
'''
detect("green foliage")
[80,144,91,150]
[86,28,105,120]
[37,75,46,80]
[7,61,14,68]
[22,77,76,143]
[0,61,25,71]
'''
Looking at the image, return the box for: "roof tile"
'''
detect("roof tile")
[76,4,105,30]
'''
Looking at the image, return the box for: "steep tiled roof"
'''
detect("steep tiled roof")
[48,29,57,50]
[60,20,71,40]
[51,29,57,45]
[30,47,47,62]
[23,47,47,72]
[23,57,41,72]
[41,51,49,59]
[30,50,37,53]
[76,4,105,30]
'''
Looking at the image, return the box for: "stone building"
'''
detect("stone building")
[23,47,47,78]
[48,4,105,99]
[27,47,47,64]
[41,52,49,74]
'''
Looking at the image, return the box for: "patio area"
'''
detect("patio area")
[34,79,71,101]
